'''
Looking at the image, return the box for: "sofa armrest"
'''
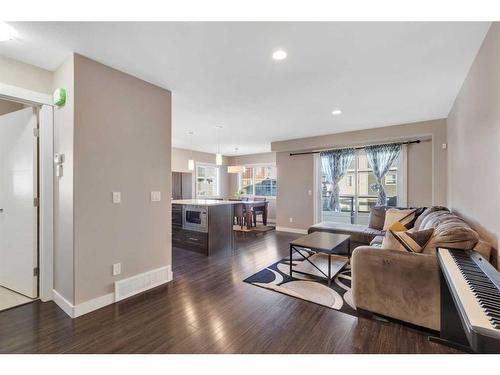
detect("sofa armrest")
[351,246,440,331]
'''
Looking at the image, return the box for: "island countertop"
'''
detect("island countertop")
[171,199,238,206]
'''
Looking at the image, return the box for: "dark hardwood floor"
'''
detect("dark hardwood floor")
[0,230,459,353]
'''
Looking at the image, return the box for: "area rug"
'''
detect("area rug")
[243,248,357,317]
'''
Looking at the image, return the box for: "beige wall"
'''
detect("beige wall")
[0,99,23,115]
[272,119,447,231]
[0,55,53,93]
[52,55,75,303]
[447,23,499,267]
[72,54,171,304]
[172,147,230,198]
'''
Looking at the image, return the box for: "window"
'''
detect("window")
[385,173,397,185]
[319,149,403,225]
[238,165,277,197]
[196,164,220,197]
[346,175,354,187]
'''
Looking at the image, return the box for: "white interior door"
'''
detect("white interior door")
[0,106,38,298]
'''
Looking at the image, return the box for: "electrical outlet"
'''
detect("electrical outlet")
[113,263,121,276]
[289,217,293,223]
[151,191,161,202]
[112,192,121,204]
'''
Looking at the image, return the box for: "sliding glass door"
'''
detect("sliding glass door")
[319,149,401,225]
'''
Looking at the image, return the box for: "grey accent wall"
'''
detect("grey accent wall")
[447,22,499,268]
[272,119,447,231]
[72,54,171,304]
[53,55,75,303]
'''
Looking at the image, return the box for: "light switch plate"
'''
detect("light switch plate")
[112,192,121,204]
[112,263,121,276]
[151,191,161,202]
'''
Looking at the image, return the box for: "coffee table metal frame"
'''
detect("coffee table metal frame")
[289,234,351,286]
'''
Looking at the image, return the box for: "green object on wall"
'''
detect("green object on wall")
[53,88,67,107]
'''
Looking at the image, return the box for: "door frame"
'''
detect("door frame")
[0,83,54,302]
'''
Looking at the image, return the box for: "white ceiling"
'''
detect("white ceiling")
[0,22,490,155]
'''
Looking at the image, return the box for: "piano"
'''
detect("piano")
[432,248,500,353]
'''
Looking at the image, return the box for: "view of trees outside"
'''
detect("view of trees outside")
[322,150,398,224]
[239,166,277,197]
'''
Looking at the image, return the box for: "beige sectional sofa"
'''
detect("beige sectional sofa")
[309,206,492,331]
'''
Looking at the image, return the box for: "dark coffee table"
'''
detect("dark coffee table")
[289,232,351,286]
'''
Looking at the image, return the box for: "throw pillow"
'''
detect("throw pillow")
[383,208,416,231]
[382,228,434,253]
[368,206,387,230]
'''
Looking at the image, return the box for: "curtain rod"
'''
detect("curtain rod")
[289,139,421,156]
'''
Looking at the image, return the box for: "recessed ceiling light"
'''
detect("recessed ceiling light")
[272,49,287,61]
[331,109,342,115]
[0,22,17,42]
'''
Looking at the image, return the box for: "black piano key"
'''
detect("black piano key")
[474,287,500,295]
[464,271,494,279]
[475,294,500,304]
[481,306,500,315]
[469,283,499,292]
[467,281,496,289]
[473,293,498,302]
[476,294,500,304]
[470,287,499,295]
[463,274,490,281]
[480,303,500,312]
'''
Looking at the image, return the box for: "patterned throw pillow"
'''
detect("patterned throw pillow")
[382,227,434,253]
[383,208,416,231]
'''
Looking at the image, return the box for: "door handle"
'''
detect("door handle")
[0,208,3,213]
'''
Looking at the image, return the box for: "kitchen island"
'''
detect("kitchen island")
[171,199,236,256]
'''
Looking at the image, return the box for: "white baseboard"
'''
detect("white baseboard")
[52,265,173,319]
[52,290,75,318]
[275,226,308,234]
[115,265,173,302]
[75,292,115,317]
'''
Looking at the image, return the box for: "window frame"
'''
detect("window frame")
[315,145,407,224]
[195,162,221,198]
[237,163,277,199]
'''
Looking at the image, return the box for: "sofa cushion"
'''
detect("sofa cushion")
[369,206,426,230]
[414,208,480,254]
[382,228,434,253]
[308,222,384,245]
[383,208,416,230]
[413,206,449,230]
[370,235,385,247]
[368,206,387,230]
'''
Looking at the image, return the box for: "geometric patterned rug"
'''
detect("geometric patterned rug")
[243,248,357,318]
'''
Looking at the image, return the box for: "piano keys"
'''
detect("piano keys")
[433,248,500,353]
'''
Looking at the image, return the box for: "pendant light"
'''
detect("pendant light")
[215,125,223,166]
[188,131,195,171]
[228,148,246,173]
